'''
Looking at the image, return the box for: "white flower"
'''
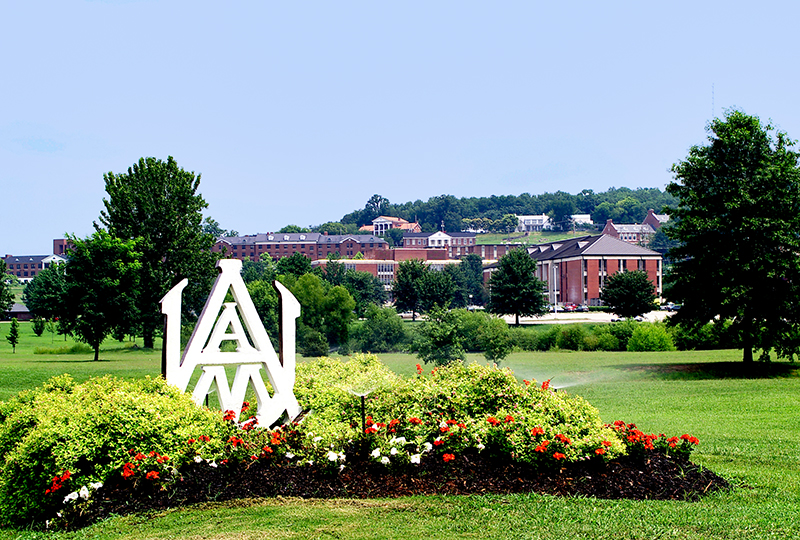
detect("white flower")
[307,460,314,466]
[338,452,346,462]
[285,452,295,459]
[422,442,433,452]
[390,447,398,455]
[439,421,448,428]
[326,451,338,462]
[63,492,78,504]
[380,456,390,465]
[79,486,90,500]
[313,436,322,443]
[476,443,486,451]
[194,456,204,463]
[390,436,407,445]
[339,464,346,471]
[410,454,421,464]
[370,448,381,458]
[89,482,103,490]
[208,461,218,468]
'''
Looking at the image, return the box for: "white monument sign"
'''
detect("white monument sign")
[160,259,302,426]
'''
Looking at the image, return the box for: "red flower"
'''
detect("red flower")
[146,471,160,480]
[602,440,612,447]
[188,438,196,444]
[157,455,170,463]
[553,452,566,460]
[122,463,135,479]
[487,416,501,426]
[555,434,571,445]
[440,426,450,433]
[531,426,545,436]
[535,440,550,453]
[134,452,146,461]
[442,453,455,462]
[241,401,250,412]
[409,417,423,425]
[365,427,378,435]
[416,364,423,375]
[199,435,210,442]
[504,415,514,423]
[434,440,443,446]
[223,410,236,422]
[523,379,530,386]
[595,448,606,455]
[457,423,466,429]
[541,378,551,391]
[389,419,400,428]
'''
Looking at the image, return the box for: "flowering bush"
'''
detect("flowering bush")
[0,355,701,529]
[0,375,233,527]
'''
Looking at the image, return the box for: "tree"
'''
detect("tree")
[383,228,405,247]
[599,270,656,319]
[415,270,454,313]
[343,269,387,317]
[0,261,14,314]
[96,156,218,348]
[278,224,310,233]
[459,253,488,306]
[392,259,427,321]
[202,216,238,238]
[5,318,19,353]
[63,231,142,361]
[414,305,465,366]
[276,252,312,278]
[666,109,800,363]
[22,263,67,320]
[487,248,547,325]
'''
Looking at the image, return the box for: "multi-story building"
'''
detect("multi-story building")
[601,219,656,245]
[361,216,422,236]
[484,234,662,307]
[3,254,67,282]
[643,208,669,231]
[212,233,389,262]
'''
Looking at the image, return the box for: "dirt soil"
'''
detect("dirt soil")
[75,451,729,528]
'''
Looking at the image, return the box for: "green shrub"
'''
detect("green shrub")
[451,309,490,352]
[349,306,410,353]
[556,325,585,351]
[509,327,539,351]
[670,320,737,351]
[32,317,46,337]
[627,323,675,352]
[0,375,232,527]
[607,320,639,350]
[300,329,329,357]
[478,317,513,362]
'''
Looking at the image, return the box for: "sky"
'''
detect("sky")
[3,0,800,256]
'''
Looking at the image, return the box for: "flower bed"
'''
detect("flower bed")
[0,355,728,530]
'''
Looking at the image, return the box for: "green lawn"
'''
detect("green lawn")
[476,230,596,245]
[1,322,799,539]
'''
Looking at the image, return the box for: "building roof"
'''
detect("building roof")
[402,231,476,238]
[216,233,386,245]
[612,223,656,234]
[527,234,661,261]
[3,254,66,264]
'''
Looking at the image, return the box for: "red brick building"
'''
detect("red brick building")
[3,254,67,283]
[484,235,663,307]
[212,233,389,262]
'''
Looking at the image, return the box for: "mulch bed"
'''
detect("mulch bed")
[72,451,729,528]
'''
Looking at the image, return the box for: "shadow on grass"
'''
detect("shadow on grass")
[615,361,800,380]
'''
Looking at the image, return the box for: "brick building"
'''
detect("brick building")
[601,220,656,245]
[212,233,389,262]
[3,254,67,283]
[484,235,662,307]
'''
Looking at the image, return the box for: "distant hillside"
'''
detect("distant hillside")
[337,188,676,233]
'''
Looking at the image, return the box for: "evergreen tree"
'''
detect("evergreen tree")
[6,318,20,353]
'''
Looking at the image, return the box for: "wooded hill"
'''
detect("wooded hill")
[334,187,676,233]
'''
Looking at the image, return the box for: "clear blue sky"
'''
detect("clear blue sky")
[3,1,799,256]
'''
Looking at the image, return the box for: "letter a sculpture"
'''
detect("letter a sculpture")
[160,259,301,426]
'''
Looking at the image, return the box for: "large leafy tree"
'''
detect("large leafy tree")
[63,231,142,361]
[22,263,67,320]
[600,270,656,319]
[416,270,455,313]
[96,156,218,348]
[666,110,800,363]
[392,259,427,321]
[487,248,547,326]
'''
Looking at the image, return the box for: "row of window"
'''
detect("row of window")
[7,263,44,270]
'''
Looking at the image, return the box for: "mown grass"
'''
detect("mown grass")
[476,230,596,245]
[1,322,799,539]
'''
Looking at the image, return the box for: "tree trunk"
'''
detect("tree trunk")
[143,330,154,349]
[742,331,753,363]
[515,313,520,326]
[94,345,100,362]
